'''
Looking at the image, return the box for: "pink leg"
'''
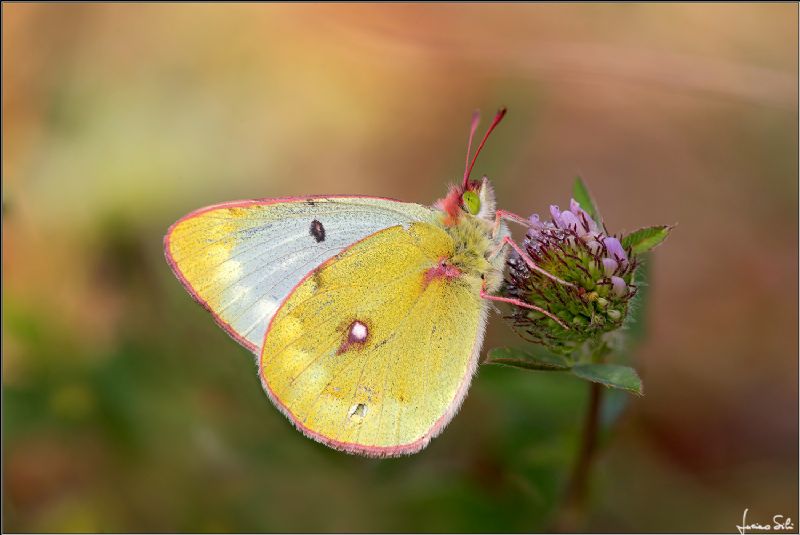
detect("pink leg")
[493,236,574,288]
[492,209,530,238]
[480,287,569,330]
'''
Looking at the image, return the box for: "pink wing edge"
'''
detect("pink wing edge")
[163,194,406,355]
[256,233,490,458]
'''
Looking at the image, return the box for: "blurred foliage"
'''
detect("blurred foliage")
[571,177,603,225]
[3,3,797,533]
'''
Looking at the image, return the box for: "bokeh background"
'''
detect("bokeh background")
[3,3,797,533]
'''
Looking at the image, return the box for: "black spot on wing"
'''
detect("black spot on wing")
[310,219,325,242]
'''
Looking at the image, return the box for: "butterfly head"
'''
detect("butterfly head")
[436,176,497,225]
[436,107,506,226]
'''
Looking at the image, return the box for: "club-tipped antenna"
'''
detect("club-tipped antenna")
[462,110,481,188]
[462,107,507,189]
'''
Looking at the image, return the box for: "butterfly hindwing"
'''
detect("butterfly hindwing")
[164,196,435,353]
[259,222,488,457]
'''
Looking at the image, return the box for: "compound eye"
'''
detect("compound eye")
[462,190,481,215]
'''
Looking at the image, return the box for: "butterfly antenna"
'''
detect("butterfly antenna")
[462,109,481,188]
[464,107,507,188]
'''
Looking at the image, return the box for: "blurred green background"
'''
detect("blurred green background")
[3,4,797,533]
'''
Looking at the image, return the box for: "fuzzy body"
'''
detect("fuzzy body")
[437,205,508,294]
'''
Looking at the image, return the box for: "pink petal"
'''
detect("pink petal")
[559,210,580,230]
[550,205,562,226]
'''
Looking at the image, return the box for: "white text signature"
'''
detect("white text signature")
[737,508,795,534]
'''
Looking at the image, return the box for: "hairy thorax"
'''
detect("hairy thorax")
[436,212,509,294]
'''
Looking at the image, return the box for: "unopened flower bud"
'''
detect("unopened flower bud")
[611,276,628,297]
[602,258,618,277]
[603,236,628,266]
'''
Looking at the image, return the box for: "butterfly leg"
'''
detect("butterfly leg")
[492,209,530,238]
[480,282,569,329]
[490,236,575,288]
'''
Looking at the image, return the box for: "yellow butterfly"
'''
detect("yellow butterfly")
[164,109,565,457]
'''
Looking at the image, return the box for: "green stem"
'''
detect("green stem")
[564,380,602,509]
[552,343,606,531]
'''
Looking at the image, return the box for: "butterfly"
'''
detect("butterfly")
[164,108,567,457]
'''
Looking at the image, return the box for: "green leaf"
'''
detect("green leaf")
[571,363,643,395]
[623,253,651,347]
[572,176,602,224]
[486,347,572,371]
[621,225,672,254]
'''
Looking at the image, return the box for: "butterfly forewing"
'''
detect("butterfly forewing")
[165,197,434,353]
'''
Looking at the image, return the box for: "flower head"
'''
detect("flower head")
[505,199,640,353]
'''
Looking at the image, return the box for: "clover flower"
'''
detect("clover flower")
[505,198,641,354]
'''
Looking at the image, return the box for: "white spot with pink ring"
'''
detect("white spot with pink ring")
[349,321,368,343]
